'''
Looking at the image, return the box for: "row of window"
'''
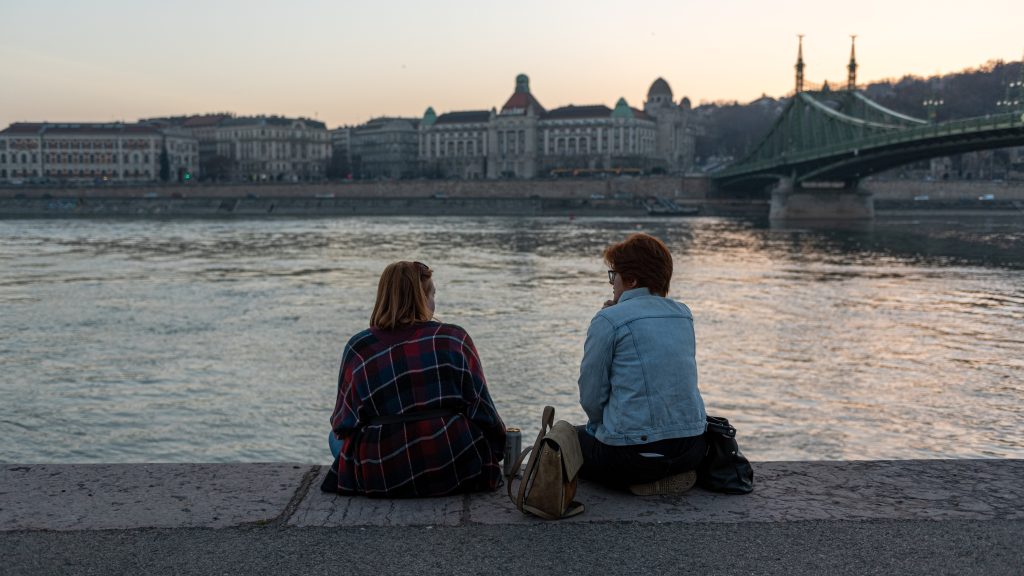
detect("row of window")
[416,128,657,158]
[43,169,153,178]
[223,129,329,141]
[232,146,328,161]
[421,137,485,158]
[545,136,655,155]
[0,152,165,164]
[2,153,35,164]
[417,139,655,159]
[0,168,154,179]
[420,125,655,140]
[167,141,199,152]
[499,130,527,155]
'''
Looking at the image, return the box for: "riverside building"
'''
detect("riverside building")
[417,74,698,179]
[144,114,331,182]
[329,126,353,177]
[348,118,420,179]
[0,122,198,184]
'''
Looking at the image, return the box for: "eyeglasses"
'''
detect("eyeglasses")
[607,269,617,284]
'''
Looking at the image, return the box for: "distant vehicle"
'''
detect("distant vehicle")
[589,193,605,199]
[432,192,447,199]
[143,192,159,199]
[913,195,929,201]
[978,194,995,201]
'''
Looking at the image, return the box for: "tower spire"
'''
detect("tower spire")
[795,34,805,93]
[847,35,858,91]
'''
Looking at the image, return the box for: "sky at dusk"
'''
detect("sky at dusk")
[1,0,1022,129]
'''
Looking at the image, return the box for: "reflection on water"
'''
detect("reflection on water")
[0,215,1022,463]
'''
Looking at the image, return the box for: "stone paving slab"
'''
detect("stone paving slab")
[0,464,314,531]
[288,467,464,527]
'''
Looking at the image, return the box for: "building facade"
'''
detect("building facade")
[213,116,330,181]
[419,110,491,179]
[538,98,657,175]
[143,114,330,182]
[416,74,698,179]
[643,78,698,173]
[329,126,353,178]
[0,122,198,184]
[349,117,420,179]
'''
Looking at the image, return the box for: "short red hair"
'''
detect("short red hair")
[603,233,672,296]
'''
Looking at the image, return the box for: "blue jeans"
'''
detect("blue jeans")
[328,431,342,459]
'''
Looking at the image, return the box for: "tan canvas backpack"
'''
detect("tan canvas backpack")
[506,406,585,520]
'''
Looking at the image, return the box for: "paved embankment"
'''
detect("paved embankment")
[1,460,1022,575]
[3,460,1022,530]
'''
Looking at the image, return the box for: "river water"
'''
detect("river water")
[1,215,1022,464]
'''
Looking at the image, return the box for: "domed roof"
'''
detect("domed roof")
[422,107,437,126]
[611,97,634,119]
[647,77,673,100]
[679,96,691,110]
[515,74,530,94]
[501,74,545,114]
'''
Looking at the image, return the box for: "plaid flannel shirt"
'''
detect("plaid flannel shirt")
[328,321,506,497]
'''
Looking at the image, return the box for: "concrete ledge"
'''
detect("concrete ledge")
[2,460,1021,532]
[0,463,316,531]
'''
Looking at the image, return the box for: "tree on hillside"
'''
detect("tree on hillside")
[695,97,787,162]
[864,60,1022,121]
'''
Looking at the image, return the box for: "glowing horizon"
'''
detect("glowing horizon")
[2,0,1021,129]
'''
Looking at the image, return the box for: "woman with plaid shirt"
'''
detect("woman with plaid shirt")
[321,261,507,497]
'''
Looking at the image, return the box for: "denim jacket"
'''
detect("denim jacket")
[578,287,707,446]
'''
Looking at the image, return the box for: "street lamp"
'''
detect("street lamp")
[922,98,944,123]
[997,79,1023,113]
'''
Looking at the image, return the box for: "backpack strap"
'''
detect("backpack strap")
[506,446,533,510]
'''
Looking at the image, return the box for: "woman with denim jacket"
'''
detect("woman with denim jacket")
[577,233,707,496]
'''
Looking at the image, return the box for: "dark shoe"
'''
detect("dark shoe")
[628,470,697,496]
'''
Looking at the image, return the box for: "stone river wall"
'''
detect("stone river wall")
[1,176,1022,218]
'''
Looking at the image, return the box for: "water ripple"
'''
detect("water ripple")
[0,215,1022,463]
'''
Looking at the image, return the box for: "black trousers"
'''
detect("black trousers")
[576,425,706,489]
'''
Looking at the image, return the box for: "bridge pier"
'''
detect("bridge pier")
[770,179,874,220]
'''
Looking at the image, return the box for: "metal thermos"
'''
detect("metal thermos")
[503,427,522,477]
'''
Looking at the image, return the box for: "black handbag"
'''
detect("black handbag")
[698,415,754,494]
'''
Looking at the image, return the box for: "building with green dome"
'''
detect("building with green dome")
[415,74,698,179]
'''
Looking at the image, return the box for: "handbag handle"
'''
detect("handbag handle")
[509,406,556,512]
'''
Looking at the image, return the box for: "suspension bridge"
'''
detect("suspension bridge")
[711,37,1024,219]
